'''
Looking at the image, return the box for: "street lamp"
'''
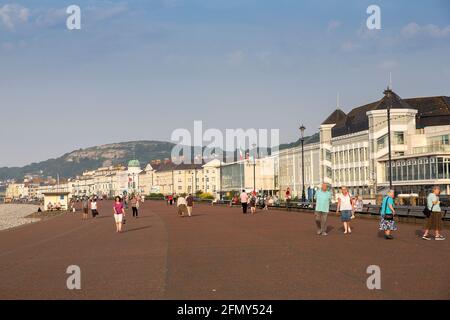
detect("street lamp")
[252,143,257,194]
[385,88,393,189]
[213,152,223,201]
[299,124,306,203]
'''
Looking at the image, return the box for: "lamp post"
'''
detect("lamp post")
[385,88,393,189]
[252,143,257,194]
[299,124,306,203]
[212,152,223,200]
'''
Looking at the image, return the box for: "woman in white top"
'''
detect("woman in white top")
[336,186,355,234]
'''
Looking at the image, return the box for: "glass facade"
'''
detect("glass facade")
[221,163,245,191]
[386,156,450,181]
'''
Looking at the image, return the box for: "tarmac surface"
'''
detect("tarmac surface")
[0,200,449,300]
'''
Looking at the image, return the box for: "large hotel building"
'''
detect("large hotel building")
[221,88,450,200]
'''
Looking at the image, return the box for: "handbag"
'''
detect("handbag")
[423,204,434,218]
[381,196,394,221]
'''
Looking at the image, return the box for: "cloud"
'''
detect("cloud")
[340,41,360,52]
[86,3,128,22]
[327,20,341,32]
[257,51,271,65]
[0,4,30,30]
[378,60,398,70]
[35,8,66,28]
[401,22,450,38]
[227,50,245,66]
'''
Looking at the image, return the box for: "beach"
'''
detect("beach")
[0,204,40,231]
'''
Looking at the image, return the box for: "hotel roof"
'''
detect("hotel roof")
[325,89,450,138]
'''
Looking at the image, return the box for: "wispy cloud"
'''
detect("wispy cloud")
[0,4,29,30]
[327,20,341,32]
[340,41,359,52]
[85,2,128,22]
[378,60,398,70]
[401,22,450,39]
[227,50,245,66]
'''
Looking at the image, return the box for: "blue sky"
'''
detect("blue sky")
[1,0,449,166]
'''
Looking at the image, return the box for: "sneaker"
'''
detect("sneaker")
[435,236,446,241]
[317,230,322,235]
[321,232,328,236]
[422,235,432,241]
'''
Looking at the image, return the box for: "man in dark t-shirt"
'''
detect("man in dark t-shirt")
[186,194,194,217]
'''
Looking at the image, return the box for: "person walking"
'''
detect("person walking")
[186,194,194,217]
[91,197,99,218]
[285,187,292,211]
[379,190,397,240]
[250,195,256,214]
[423,186,446,241]
[263,195,269,211]
[177,195,188,216]
[131,195,140,218]
[82,197,89,220]
[113,196,125,233]
[240,190,248,214]
[336,186,355,234]
[314,183,332,236]
[355,195,364,212]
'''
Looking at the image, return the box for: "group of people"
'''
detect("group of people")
[72,194,143,233]
[314,183,446,240]
[46,201,63,211]
[239,190,272,214]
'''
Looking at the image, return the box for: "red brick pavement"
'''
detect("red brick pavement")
[0,200,449,299]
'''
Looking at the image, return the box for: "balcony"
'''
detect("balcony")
[412,144,450,155]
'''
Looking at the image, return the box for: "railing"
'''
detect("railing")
[145,197,449,221]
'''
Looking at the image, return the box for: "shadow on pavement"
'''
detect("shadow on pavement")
[123,225,151,233]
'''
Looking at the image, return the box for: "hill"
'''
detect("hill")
[0,141,175,180]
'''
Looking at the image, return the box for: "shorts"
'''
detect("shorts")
[340,210,353,222]
[83,208,88,214]
[114,214,123,223]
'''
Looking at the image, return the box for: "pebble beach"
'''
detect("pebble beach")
[0,204,40,231]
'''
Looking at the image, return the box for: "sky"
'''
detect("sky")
[0,0,449,167]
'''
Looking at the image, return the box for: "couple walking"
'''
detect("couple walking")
[240,190,257,214]
[177,194,194,217]
[314,184,355,236]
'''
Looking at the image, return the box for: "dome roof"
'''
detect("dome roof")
[128,159,141,168]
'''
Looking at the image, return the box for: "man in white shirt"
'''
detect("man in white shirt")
[240,190,249,214]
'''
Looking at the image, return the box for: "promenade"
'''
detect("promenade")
[0,200,449,300]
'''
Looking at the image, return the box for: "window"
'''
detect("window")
[377,134,387,151]
[325,150,332,162]
[429,134,449,145]
[326,166,332,178]
[394,132,405,145]
[438,158,444,179]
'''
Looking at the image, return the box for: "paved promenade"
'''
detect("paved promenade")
[0,200,449,300]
